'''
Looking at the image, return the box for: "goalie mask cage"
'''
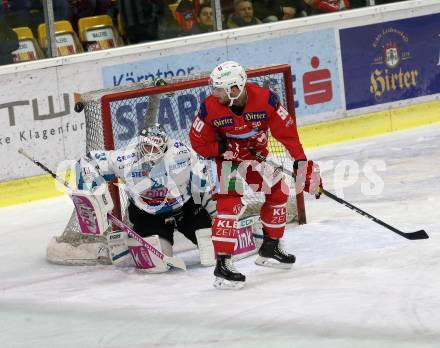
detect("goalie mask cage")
[54,64,306,263]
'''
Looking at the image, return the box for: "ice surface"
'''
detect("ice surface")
[1,124,439,348]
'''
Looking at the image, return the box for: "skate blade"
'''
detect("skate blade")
[213,277,245,290]
[255,256,293,269]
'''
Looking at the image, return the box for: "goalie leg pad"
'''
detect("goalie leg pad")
[197,217,263,266]
[233,217,263,261]
[127,235,172,274]
[46,236,110,266]
[196,228,216,266]
[106,231,133,266]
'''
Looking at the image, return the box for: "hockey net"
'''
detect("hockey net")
[49,64,306,265]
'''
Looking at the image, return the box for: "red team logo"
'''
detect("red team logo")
[232,203,243,215]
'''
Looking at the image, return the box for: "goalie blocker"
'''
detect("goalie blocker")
[70,189,113,236]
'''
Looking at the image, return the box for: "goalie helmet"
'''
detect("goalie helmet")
[210,61,247,106]
[138,124,168,163]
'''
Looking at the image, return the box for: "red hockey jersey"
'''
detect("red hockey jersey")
[189,83,306,161]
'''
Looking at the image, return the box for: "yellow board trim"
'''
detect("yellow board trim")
[299,100,440,149]
[1,100,440,208]
[0,174,64,208]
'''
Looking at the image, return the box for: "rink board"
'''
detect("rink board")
[1,99,439,207]
[0,0,440,205]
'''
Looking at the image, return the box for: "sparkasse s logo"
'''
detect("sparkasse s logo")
[302,56,333,105]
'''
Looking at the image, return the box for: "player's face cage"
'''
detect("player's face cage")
[138,124,168,162]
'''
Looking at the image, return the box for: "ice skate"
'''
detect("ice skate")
[255,236,295,269]
[213,254,245,290]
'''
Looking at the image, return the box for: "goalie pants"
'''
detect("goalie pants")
[128,198,212,246]
[212,160,289,254]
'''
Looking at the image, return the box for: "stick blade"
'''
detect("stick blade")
[402,230,429,240]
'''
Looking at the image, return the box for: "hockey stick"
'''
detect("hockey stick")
[18,148,187,270]
[251,151,429,240]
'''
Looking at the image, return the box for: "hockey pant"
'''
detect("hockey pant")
[127,198,212,246]
[212,160,289,255]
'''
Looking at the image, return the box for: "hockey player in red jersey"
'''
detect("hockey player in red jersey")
[189,61,322,289]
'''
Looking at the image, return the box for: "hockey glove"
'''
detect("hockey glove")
[219,140,252,161]
[294,160,323,198]
[247,131,269,152]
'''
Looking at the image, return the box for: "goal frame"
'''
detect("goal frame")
[99,64,306,224]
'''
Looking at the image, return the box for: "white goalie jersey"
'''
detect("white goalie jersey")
[75,138,213,216]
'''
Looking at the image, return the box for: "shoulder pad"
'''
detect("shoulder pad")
[268,91,280,109]
[88,150,108,162]
[169,140,190,157]
[113,150,137,164]
[171,140,189,152]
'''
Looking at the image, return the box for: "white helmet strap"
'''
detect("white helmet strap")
[225,84,245,106]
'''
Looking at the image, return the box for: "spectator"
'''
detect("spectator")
[253,0,301,22]
[118,0,180,44]
[375,0,406,4]
[67,0,113,31]
[304,0,349,14]
[349,0,367,8]
[189,3,214,34]
[52,0,71,22]
[0,15,19,66]
[174,0,198,33]
[220,0,234,20]
[69,0,96,22]
[3,0,44,37]
[226,0,261,29]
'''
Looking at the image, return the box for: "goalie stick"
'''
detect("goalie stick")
[251,151,429,241]
[18,148,187,270]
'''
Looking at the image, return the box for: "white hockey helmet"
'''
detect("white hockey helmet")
[210,61,247,106]
[138,124,168,163]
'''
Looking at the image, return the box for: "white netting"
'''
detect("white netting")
[50,65,303,264]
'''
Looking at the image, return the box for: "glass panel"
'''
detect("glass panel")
[67,0,121,53]
[1,0,46,65]
[222,0,307,27]
[1,0,413,67]
[220,0,410,22]
[117,0,204,43]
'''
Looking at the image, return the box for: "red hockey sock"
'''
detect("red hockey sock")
[211,216,238,254]
[260,203,287,239]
